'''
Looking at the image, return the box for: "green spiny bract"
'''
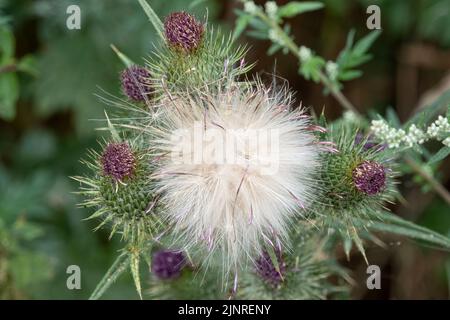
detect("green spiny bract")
[237,236,349,300]
[146,21,250,98]
[310,123,398,258]
[73,140,164,246]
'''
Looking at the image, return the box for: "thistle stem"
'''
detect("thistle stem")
[89,252,130,300]
[256,11,361,115]
[404,156,450,206]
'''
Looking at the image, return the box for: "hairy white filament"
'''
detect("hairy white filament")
[151,82,321,271]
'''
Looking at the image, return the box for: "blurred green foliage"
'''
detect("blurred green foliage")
[0,0,449,299]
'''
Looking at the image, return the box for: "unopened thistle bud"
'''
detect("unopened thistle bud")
[74,141,163,244]
[164,12,204,53]
[255,249,286,287]
[352,160,386,195]
[101,142,135,181]
[151,250,186,280]
[120,65,152,101]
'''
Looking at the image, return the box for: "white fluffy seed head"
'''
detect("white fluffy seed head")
[151,81,321,271]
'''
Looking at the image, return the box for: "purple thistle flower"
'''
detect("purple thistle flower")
[151,250,186,280]
[101,142,135,181]
[255,249,286,287]
[164,12,204,53]
[352,160,386,195]
[120,65,152,101]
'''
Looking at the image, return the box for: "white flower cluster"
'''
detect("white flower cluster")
[325,61,339,81]
[371,116,450,149]
[443,137,450,147]
[265,1,278,18]
[299,46,312,63]
[244,1,258,15]
[268,29,284,46]
[427,116,450,138]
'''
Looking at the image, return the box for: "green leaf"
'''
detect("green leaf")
[353,30,381,56]
[338,70,362,81]
[17,54,37,76]
[428,146,450,164]
[343,235,352,260]
[299,55,325,82]
[267,42,282,55]
[0,72,19,120]
[110,44,135,67]
[233,14,252,41]
[189,0,208,9]
[89,252,130,300]
[130,251,143,300]
[138,0,165,42]
[277,1,324,19]
[367,211,450,250]
[386,106,401,127]
[335,30,380,86]
[405,90,450,128]
[263,241,282,278]
[0,26,14,65]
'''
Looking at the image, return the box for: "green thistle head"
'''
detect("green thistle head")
[310,123,398,259]
[73,140,164,245]
[238,237,348,300]
[316,126,395,209]
[146,13,250,97]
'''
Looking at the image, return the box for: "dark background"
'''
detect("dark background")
[0,0,449,299]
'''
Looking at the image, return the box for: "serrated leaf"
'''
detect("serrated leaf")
[277,1,324,19]
[428,146,450,164]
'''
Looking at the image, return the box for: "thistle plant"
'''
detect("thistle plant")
[144,9,251,99]
[73,0,450,300]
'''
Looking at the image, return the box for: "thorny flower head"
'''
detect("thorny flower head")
[151,250,186,280]
[352,160,386,195]
[120,65,152,102]
[101,142,135,181]
[164,12,204,53]
[255,249,286,287]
